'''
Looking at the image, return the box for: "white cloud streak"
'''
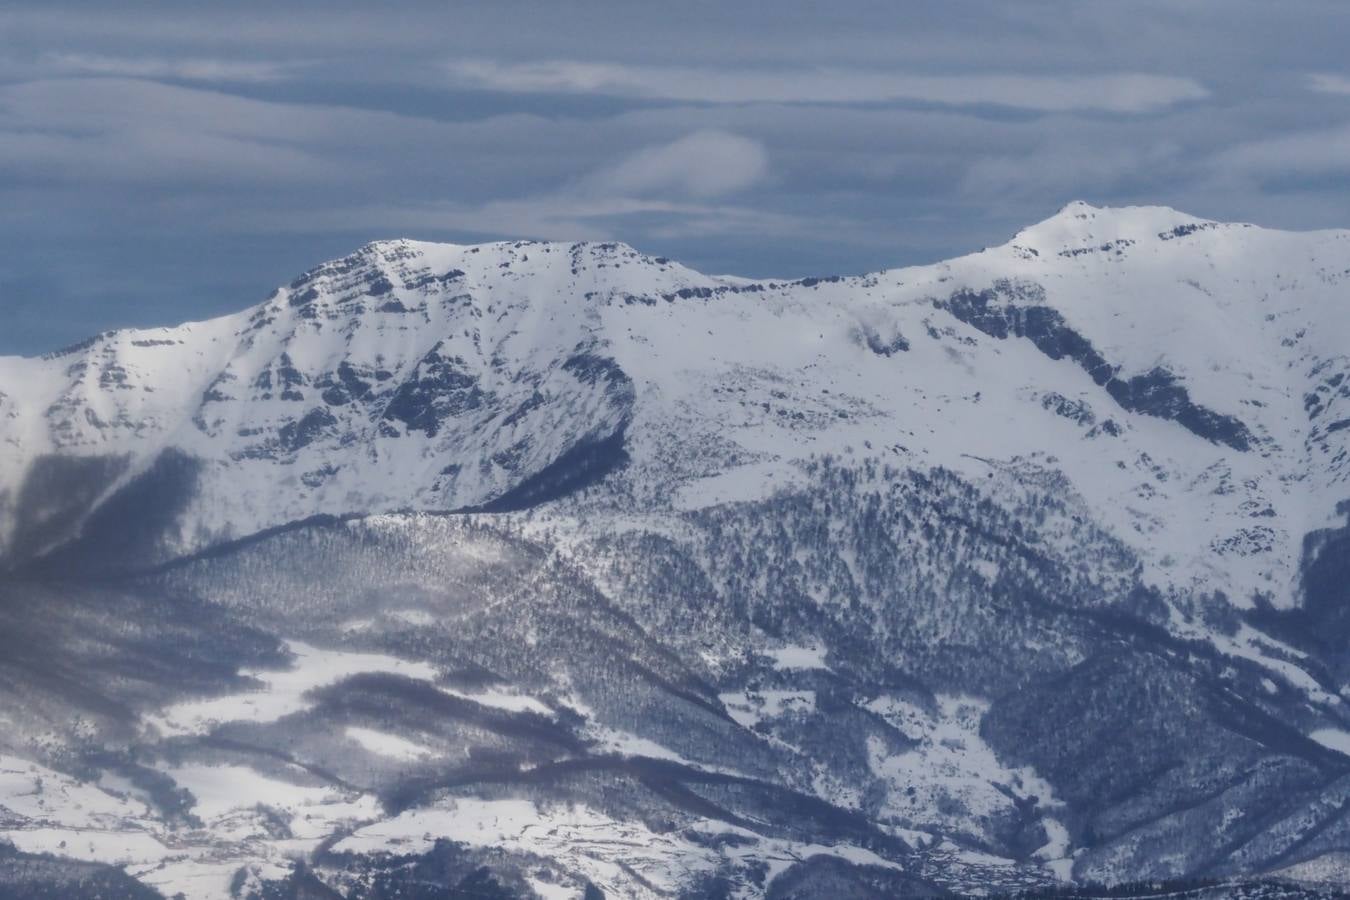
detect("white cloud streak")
[39,52,300,83]
[587,130,769,199]
[1308,73,1350,96]
[353,132,780,240]
[241,195,809,244]
[446,60,1209,114]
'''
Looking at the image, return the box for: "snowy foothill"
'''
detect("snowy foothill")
[335,797,907,898]
[865,693,1065,870]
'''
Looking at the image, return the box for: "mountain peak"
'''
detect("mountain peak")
[1046,199,1205,226]
[250,236,710,335]
[1006,201,1218,258]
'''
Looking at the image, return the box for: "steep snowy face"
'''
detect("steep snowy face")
[0,239,717,564]
[935,202,1350,606]
[590,202,1350,610]
[1,204,1349,608]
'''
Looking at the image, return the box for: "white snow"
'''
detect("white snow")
[0,755,153,826]
[168,764,336,820]
[336,797,905,898]
[1271,850,1350,886]
[586,726,693,763]
[389,608,437,627]
[345,726,439,761]
[165,763,379,840]
[766,643,830,671]
[1033,817,1074,880]
[719,690,816,728]
[1310,728,1350,755]
[133,859,288,900]
[0,827,170,865]
[150,640,439,736]
[1192,622,1338,706]
[528,877,578,900]
[438,685,553,716]
[865,695,1063,847]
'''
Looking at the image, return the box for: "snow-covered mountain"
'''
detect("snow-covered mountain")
[3,203,1350,899]
[4,202,1350,604]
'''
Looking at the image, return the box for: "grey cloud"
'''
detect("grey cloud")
[0,126,341,185]
[1213,123,1350,181]
[962,141,1186,202]
[233,195,810,245]
[0,77,794,241]
[0,79,349,185]
[0,78,590,192]
[243,131,788,242]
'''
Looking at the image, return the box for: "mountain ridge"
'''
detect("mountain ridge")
[7,199,1324,366]
[2,202,1347,601]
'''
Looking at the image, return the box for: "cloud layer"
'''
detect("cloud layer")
[0,1,1348,354]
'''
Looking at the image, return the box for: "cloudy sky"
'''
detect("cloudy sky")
[2,1,1349,354]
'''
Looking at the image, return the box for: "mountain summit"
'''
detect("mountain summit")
[3,208,1350,898]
